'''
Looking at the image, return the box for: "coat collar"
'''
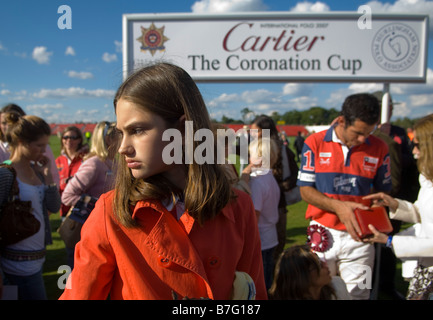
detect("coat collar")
[131,196,236,233]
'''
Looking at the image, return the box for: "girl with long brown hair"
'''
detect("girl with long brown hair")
[60,62,266,300]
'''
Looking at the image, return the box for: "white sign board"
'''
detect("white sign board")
[123,12,428,82]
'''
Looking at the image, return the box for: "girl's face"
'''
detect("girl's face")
[116,98,185,188]
[18,135,49,162]
[250,123,262,140]
[309,256,332,289]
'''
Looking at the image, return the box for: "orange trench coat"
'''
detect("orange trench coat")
[59,189,267,300]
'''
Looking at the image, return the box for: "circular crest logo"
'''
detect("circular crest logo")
[136,22,169,57]
[371,23,420,72]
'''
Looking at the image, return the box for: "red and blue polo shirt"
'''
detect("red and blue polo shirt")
[297,125,392,230]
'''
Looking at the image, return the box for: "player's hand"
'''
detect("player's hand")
[335,201,369,242]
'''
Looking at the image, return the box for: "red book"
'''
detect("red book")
[354,207,393,238]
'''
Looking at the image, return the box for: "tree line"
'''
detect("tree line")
[216,106,420,129]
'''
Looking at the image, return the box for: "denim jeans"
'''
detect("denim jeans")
[3,268,47,300]
[262,246,276,290]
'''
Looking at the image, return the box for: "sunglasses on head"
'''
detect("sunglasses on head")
[62,136,80,140]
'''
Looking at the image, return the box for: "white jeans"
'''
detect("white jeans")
[311,221,375,300]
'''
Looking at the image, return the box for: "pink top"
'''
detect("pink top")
[61,155,114,206]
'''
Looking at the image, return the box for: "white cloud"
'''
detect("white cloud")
[207,93,240,108]
[20,103,115,124]
[206,85,320,120]
[322,68,433,119]
[24,104,108,124]
[408,94,432,107]
[114,40,122,53]
[74,108,114,123]
[365,0,433,14]
[290,1,330,12]
[25,103,65,123]
[102,52,117,63]
[76,109,100,116]
[26,103,64,112]
[287,96,319,110]
[0,89,28,101]
[65,46,76,56]
[33,87,115,99]
[364,0,433,37]
[191,0,267,13]
[67,70,94,80]
[347,83,383,93]
[283,83,314,96]
[32,46,53,64]
[241,89,280,104]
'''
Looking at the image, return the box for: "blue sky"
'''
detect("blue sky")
[1,0,433,124]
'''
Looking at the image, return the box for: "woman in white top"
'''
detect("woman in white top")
[364,113,433,300]
[0,113,61,300]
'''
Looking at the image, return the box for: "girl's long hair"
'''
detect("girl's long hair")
[268,245,336,300]
[414,113,433,182]
[113,62,232,228]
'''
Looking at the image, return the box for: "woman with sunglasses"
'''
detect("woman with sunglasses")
[60,121,116,268]
[363,113,433,300]
[55,126,88,219]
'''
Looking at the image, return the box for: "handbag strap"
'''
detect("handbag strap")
[0,163,20,198]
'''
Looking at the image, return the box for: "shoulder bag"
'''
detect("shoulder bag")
[0,163,41,247]
[57,194,98,248]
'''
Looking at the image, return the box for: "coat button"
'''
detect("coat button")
[207,256,220,269]
[158,255,172,268]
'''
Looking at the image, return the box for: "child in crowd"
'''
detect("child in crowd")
[59,62,267,300]
[268,245,351,300]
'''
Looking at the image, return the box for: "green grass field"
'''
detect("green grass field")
[43,136,408,300]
